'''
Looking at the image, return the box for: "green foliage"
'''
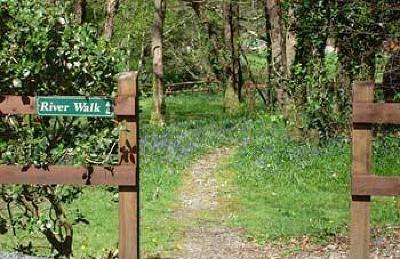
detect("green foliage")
[0,0,125,166]
[86,0,153,77]
[280,1,400,137]
[0,0,125,256]
[243,51,268,83]
[1,186,113,257]
[225,115,400,243]
[0,93,265,257]
[1,0,400,256]
[0,117,120,167]
[0,0,126,96]
[163,2,209,83]
[86,0,212,86]
[289,54,350,138]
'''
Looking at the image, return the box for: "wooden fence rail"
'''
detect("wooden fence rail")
[351,81,400,258]
[0,72,139,259]
[0,96,136,116]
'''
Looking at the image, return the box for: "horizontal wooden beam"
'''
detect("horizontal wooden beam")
[352,175,400,196]
[0,96,35,115]
[0,165,136,186]
[0,96,135,116]
[353,103,400,124]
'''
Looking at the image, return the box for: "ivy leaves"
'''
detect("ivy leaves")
[0,2,125,255]
[0,0,124,96]
[0,0,124,169]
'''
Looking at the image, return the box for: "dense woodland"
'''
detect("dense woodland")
[0,0,400,258]
[2,0,400,131]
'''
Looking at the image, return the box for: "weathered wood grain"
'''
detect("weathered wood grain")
[0,165,135,185]
[353,175,400,196]
[351,81,374,259]
[117,71,139,259]
[115,96,136,116]
[0,96,35,115]
[353,103,400,124]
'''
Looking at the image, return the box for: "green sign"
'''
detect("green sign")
[36,96,114,117]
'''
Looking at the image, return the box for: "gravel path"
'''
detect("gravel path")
[166,147,273,259]
[161,147,400,259]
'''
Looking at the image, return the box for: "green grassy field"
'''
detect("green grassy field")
[1,94,400,257]
[0,93,258,258]
[222,115,400,244]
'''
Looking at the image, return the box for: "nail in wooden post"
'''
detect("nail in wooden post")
[350,81,374,259]
[118,71,139,259]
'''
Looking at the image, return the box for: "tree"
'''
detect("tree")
[383,41,400,103]
[151,0,166,126]
[104,0,119,41]
[265,0,286,82]
[285,2,297,77]
[73,0,86,24]
[191,1,224,83]
[223,0,242,114]
[265,0,297,85]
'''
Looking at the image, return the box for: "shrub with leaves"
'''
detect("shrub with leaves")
[0,0,125,257]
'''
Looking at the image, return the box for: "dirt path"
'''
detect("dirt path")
[161,147,400,259]
[165,147,277,259]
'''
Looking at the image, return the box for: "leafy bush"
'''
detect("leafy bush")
[0,0,125,257]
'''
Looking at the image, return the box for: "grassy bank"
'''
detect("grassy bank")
[139,94,246,256]
[223,115,400,244]
[2,93,400,257]
[0,93,261,258]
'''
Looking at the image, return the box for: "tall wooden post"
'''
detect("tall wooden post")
[118,72,139,259]
[350,81,374,259]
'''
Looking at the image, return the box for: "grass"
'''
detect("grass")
[0,188,120,257]
[0,93,263,258]
[139,95,242,256]
[222,115,400,244]
[140,93,227,122]
[2,93,400,257]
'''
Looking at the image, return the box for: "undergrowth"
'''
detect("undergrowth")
[224,115,400,244]
[0,93,262,258]
[2,93,400,257]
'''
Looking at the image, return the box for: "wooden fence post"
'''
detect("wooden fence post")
[118,72,139,259]
[350,81,374,259]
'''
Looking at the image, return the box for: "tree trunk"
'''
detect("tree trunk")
[285,4,297,77]
[191,3,224,83]
[151,0,166,126]
[223,0,242,114]
[266,0,288,115]
[263,0,272,82]
[243,81,256,113]
[73,0,86,24]
[262,0,273,109]
[266,0,299,97]
[104,0,119,41]
[383,45,400,103]
[265,0,297,80]
[232,2,242,101]
[266,0,301,134]
[266,0,286,80]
